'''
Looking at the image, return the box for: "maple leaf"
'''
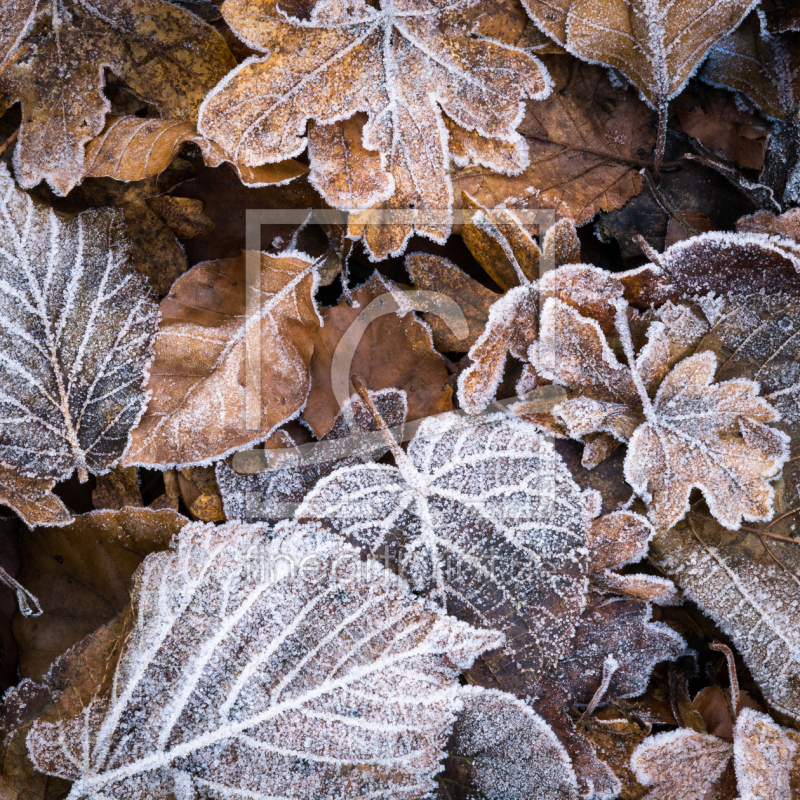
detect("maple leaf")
[439,685,580,800]
[25,519,502,799]
[297,409,594,675]
[532,296,790,530]
[700,10,800,121]
[650,293,800,721]
[0,164,159,484]
[453,59,657,224]
[124,250,321,468]
[302,272,452,439]
[217,388,408,522]
[84,115,309,187]
[631,707,800,799]
[13,507,188,681]
[0,0,235,196]
[519,0,758,174]
[198,0,551,258]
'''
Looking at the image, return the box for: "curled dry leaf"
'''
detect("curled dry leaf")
[651,293,800,721]
[217,388,407,522]
[91,465,143,511]
[198,0,550,258]
[26,520,502,799]
[700,11,800,120]
[84,116,309,187]
[439,685,579,800]
[176,466,225,522]
[453,60,657,224]
[302,272,452,439]
[0,0,235,195]
[0,468,70,529]
[534,297,790,530]
[0,164,159,483]
[12,507,188,681]
[125,251,321,468]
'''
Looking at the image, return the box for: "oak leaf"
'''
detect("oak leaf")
[439,686,579,800]
[0,165,159,484]
[650,293,800,720]
[533,297,790,529]
[84,115,309,187]
[198,0,550,258]
[124,251,321,468]
[302,272,452,439]
[0,0,235,195]
[453,60,657,224]
[25,519,502,799]
[12,507,187,681]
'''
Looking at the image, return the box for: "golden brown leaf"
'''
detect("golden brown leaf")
[0,469,70,529]
[144,196,214,240]
[91,466,143,512]
[454,60,657,224]
[583,712,650,800]
[302,272,452,438]
[0,0,34,74]
[84,116,308,187]
[0,0,235,195]
[736,207,800,241]
[199,0,550,258]
[177,466,226,522]
[700,11,800,120]
[125,252,321,468]
[12,508,187,682]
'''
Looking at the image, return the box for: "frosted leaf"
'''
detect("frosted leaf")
[0,0,34,74]
[84,116,309,187]
[217,388,407,521]
[442,686,579,800]
[733,707,797,800]
[26,519,502,799]
[124,252,321,468]
[198,0,550,258]
[0,165,159,483]
[0,467,71,529]
[298,411,592,676]
[630,729,733,799]
[700,10,800,120]
[0,0,235,196]
[521,0,758,112]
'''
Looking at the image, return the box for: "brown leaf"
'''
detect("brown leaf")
[405,254,499,352]
[24,520,501,798]
[521,0,756,114]
[736,207,800,241]
[91,466,143,512]
[125,252,321,467]
[177,466,226,522]
[0,0,34,74]
[84,115,308,187]
[0,470,71,529]
[765,0,800,33]
[700,12,800,120]
[0,518,20,693]
[676,92,770,171]
[454,60,656,224]
[199,0,550,258]
[12,508,187,683]
[302,272,452,438]
[0,0,235,195]
[145,196,214,240]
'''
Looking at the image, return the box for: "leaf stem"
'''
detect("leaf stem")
[654,99,668,181]
[613,299,655,420]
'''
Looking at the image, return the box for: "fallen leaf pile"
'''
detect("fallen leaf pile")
[1,0,800,797]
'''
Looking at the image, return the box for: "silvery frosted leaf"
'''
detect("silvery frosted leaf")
[0,165,159,482]
[297,411,594,677]
[26,519,502,799]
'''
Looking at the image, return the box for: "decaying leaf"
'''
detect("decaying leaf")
[0,164,159,483]
[520,0,757,172]
[0,469,70,529]
[125,251,321,468]
[25,519,502,798]
[198,0,551,257]
[91,465,143,511]
[0,0,236,194]
[177,466,225,522]
[84,115,309,187]
[439,686,580,800]
[650,293,800,720]
[12,507,187,681]
[453,60,657,223]
[533,297,790,530]
[217,388,407,522]
[700,10,800,120]
[302,272,452,438]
